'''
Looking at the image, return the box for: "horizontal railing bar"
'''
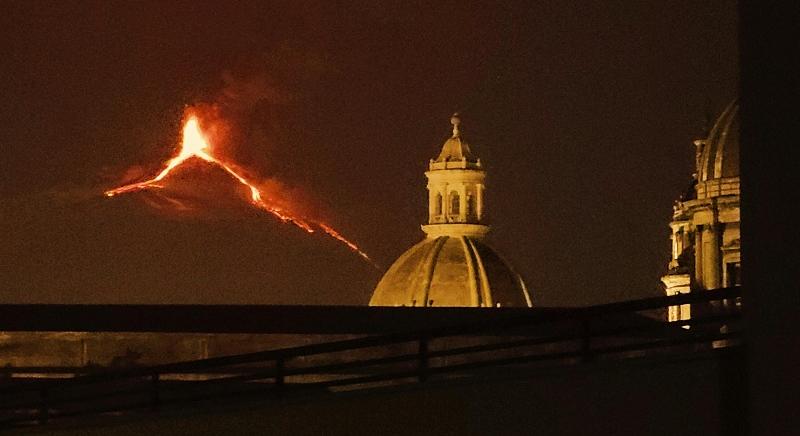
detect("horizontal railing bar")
[292,370,422,390]
[0,287,741,335]
[283,353,420,377]
[429,349,585,376]
[0,291,742,396]
[582,287,740,315]
[425,313,741,361]
[182,370,279,386]
[427,332,741,377]
[274,313,742,378]
[0,312,741,394]
[155,355,424,392]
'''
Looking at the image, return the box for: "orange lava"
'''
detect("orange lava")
[105,114,372,263]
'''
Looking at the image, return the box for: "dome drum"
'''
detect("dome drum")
[695,177,740,199]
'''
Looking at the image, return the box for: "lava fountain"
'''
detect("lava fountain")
[105,112,373,263]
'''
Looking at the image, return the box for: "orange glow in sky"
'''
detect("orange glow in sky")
[105,113,372,263]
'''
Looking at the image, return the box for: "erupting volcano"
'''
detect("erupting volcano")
[105,112,372,263]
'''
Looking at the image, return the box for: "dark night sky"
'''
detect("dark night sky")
[0,1,737,306]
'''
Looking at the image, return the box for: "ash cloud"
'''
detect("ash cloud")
[217,44,331,114]
[203,46,336,219]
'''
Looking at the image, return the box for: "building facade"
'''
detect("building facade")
[370,114,532,307]
[662,101,741,322]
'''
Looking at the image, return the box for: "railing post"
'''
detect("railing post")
[418,337,429,383]
[38,388,49,425]
[275,357,285,396]
[580,317,594,363]
[150,373,160,412]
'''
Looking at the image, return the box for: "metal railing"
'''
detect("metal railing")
[0,287,742,431]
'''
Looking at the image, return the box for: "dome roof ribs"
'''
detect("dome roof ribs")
[694,99,739,200]
[460,236,482,306]
[417,236,447,307]
[699,99,739,182]
[466,237,494,307]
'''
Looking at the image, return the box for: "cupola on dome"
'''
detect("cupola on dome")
[369,114,532,308]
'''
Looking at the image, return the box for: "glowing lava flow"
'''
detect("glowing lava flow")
[105,115,372,263]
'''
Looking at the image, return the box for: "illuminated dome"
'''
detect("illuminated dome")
[662,99,741,323]
[695,100,739,199]
[370,236,530,307]
[369,114,532,307]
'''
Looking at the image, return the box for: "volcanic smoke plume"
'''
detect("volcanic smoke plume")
[105,108,372,264]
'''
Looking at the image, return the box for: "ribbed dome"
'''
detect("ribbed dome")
[698,100,739,182]
[369,236,532,307]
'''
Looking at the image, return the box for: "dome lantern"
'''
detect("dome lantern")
[423,114,488,238]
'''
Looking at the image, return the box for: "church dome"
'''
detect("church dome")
[698,100,739,182]
[369,236,531,307]
[370,113,532,308]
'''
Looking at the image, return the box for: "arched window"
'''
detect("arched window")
[434,193,443,215]
[450,192,460,216]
